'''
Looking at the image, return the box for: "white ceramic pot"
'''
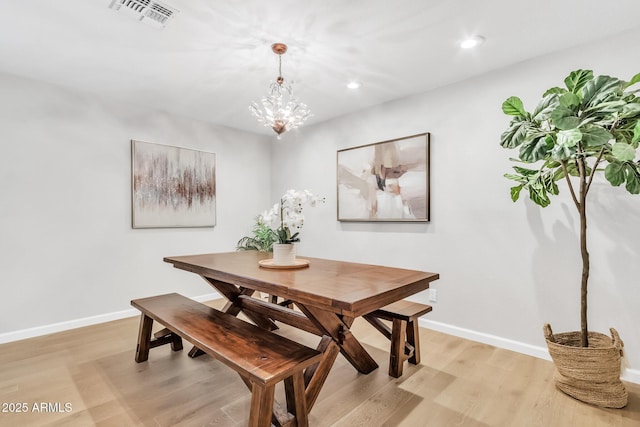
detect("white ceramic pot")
[272,243,296,265]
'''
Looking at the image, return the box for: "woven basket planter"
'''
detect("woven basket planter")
[544,323,627,408]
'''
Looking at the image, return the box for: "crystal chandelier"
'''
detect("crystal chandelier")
[249,43,312,139]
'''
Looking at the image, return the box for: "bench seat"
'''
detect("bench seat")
[364,300,432,378]
[131,293,322,427]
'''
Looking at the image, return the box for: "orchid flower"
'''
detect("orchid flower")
[257,189,325,244]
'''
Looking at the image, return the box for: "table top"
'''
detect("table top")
[164,251,439,317]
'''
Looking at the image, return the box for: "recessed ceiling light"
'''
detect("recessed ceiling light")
[347,81,362,89]
[460,35,485,49]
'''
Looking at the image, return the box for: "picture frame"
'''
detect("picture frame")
[337,133,430,222]
[131,140,216,228]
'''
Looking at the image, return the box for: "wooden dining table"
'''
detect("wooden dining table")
[163,251,439,415]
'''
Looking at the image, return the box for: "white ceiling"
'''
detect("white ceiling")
[2,0,640,136]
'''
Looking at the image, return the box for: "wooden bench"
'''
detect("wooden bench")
[363,300,433,378]
[131,293,323,427]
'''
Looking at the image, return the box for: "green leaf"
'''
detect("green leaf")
[605,161,640,192]
[612,119,640,147]
[510,185,523,202]
[550,130,581,162]
[612,142,637,161]
[551,143,574,161]
[543,87,566,97]
[544,159,561,168]
[504,166,559,205]
[529,185,550,207]
[605,162,626,186]
[633,120,640,144]
[624,72,640,89]
[502,96,527,116]
[504,173,526,183]
[550,105,580,130]
[553,166,566,181]
[559,92,580,109]
[500,119,528,149]
[532,94,558,120]
[625,162,640,194]
[625,166,640,194]
[564,69,593,93]
[519,136,552,162]
[582,100,626,117]
[541,171,559,195]
[512,166,539,176]
[581,75,623,109]
[557,129,582,148]
[504,174,525,183]
[620,102,640,119]
[581,126,612,147]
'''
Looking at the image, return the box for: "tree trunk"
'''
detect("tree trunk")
[579,161,589,347]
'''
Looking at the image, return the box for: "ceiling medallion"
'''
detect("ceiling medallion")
[249,43,312,139]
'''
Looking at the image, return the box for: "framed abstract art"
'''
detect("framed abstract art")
[131,140,216,228]
[337,133,430,222]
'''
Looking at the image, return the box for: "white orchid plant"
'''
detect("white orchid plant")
[260,189,325,244]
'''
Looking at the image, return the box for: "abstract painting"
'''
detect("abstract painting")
[337,133,430,222]
[131,140,216,228]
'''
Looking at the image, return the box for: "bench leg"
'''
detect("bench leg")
[248,383,275,427]
[285,371,309,427]
[389,318,407,378]
[407,319,421,365]
[153,328,184,352]
[188,347,205,358]
[135,314,154,363]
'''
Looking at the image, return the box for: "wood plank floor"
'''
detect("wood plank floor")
[1,298,638,426]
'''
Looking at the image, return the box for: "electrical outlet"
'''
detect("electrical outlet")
[428,288,437,302]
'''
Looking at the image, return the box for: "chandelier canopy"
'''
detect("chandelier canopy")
[249,43,312,139]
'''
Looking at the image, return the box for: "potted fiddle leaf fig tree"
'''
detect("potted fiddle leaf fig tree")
[500,69,640,408]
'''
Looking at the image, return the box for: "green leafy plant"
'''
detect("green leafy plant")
[236,217,278,252]
[500,69,640,347]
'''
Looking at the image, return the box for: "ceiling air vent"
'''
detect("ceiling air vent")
[108,0,179,29]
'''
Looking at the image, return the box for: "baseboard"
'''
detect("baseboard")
[2,298,638,385]
[0,292,221,344]
[624,368,640,384]
[419,318,640,385]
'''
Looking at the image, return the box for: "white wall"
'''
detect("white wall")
[1,28,638,383]
[271,28,640,378]
[0,72,271,337]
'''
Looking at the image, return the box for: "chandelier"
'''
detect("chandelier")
[249,43,312,139]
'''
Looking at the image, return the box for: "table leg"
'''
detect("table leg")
[297,304,378,374]
[188,278,279,358]
[202,277,277,330]
[304,336,340,412]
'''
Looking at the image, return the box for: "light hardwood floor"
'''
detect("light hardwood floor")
[1,299,638,427]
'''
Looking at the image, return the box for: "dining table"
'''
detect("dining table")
[163,251,439,414]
